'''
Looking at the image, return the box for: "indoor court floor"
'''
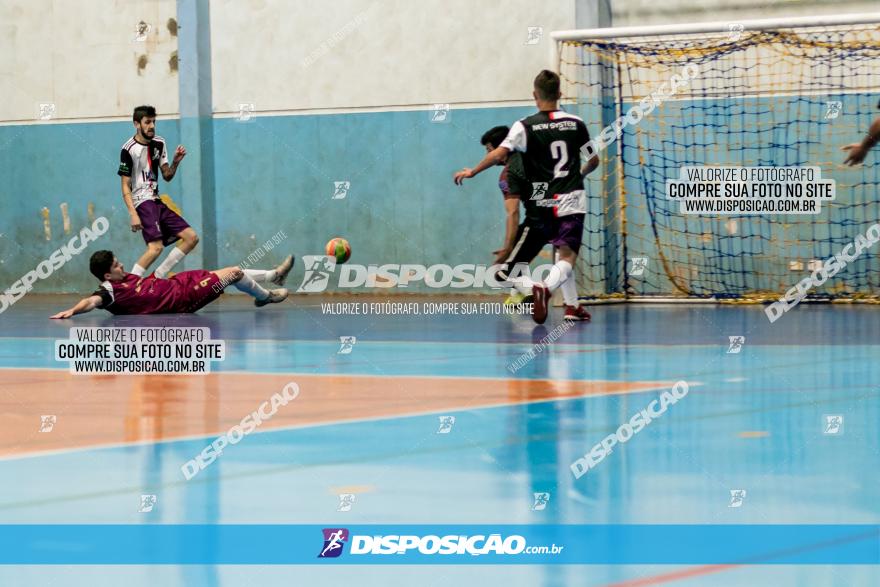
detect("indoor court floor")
[0,296,877,586]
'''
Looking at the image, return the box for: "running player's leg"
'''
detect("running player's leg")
[131,200,168,276]
[153,202,197,278]
[532,214,585,323]
[133,241,164,277]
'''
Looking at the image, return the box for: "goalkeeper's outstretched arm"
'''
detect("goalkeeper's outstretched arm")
[842,116,880,166]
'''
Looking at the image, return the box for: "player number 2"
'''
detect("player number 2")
[551,141,569,178]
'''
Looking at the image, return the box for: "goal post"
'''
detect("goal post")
[551,14,880,302]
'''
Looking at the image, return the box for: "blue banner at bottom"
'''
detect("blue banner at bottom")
[0,525,876,564]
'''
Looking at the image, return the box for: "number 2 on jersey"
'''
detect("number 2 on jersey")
[550,140,569,179]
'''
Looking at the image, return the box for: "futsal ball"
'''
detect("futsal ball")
[325,237,351,264]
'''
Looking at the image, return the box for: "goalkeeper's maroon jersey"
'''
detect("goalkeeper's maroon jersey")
[92,270,223,315]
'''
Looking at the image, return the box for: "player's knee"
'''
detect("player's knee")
[146,241,164,254]
[229,267,244,281]
[185,231,200,247]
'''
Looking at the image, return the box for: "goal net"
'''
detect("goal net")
[555,15,880,301]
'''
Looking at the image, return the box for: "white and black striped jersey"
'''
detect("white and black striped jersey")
[118,137,169,208]
[501,111,591,216]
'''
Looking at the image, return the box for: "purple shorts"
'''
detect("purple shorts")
[546,214,585,252]
[137,199,191,246]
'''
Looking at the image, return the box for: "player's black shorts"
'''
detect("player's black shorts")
[495,220,549,282]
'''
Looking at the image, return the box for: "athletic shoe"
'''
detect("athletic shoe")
[563,304,591,321]
[254,288,289,307]
[503,292,527,307]
[271,255,295,286]
[531,284,550,324]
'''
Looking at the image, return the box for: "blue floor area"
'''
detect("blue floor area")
[0,297,877,586]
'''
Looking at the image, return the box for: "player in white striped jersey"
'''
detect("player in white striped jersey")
[119,105,198,278]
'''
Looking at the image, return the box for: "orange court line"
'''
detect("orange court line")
[0,369,670,458]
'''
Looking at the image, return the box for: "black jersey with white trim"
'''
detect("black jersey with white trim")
[500,110,590,214]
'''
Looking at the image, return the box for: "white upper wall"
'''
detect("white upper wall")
[209,0,576,114]
[0,0,178,123]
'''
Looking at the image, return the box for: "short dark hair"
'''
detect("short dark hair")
[133,105,156,123]
[90,250,115,281]
[534,70,561,101]
[480,126,509,150]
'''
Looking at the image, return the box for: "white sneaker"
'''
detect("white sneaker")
[254,288,289,307]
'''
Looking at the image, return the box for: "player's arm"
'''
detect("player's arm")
[842,116,880,166]
[493,198,521,263]
[121,177,142,232]
[455,121,526,185]
[160,145,186,181]
[578,122,600,175]
[581,151,599,176]
[50,295,102,319]
[454,146,510,185]
[118,149,142,232]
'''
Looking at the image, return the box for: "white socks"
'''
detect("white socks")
[544,259,573,293]
[154,247,186,279]
[560,271,579,305]
[131,263,146,277]
[233,272,269,300]
[243,269,276,283]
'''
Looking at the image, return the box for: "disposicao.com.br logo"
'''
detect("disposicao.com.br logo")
[317,528,563,558]
[297,256,558,292]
